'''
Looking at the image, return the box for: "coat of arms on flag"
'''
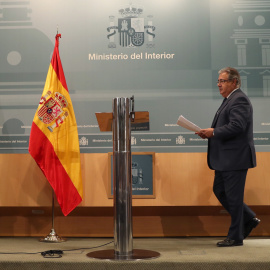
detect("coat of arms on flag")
[37,91,68,132]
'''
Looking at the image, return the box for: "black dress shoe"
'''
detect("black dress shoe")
[217,238,243,247]
[243,217,260,239]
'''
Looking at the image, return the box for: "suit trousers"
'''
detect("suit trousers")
[213,170,255,241]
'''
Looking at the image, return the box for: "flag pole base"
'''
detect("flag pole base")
[39,229,66,243]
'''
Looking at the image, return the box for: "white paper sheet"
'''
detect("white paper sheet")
[177,115,201,132]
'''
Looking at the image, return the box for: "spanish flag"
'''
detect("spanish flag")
[29,34,83,216]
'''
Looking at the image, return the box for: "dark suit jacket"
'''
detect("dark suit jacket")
[207,89,256,171]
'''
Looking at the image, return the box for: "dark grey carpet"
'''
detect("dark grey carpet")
[0,237,269,269]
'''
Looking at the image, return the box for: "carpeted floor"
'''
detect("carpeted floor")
[0,237,269,269]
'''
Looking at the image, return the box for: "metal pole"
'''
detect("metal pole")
[87,96,160,260]
[112,97,133,258]
[52,190,55,230]
[39,189,66,242]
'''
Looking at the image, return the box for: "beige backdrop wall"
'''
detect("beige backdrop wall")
[0,152,269,237]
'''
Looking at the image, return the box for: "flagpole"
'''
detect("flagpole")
[29,31,82,240]
[39,28,66,242]
[39,189,66,243]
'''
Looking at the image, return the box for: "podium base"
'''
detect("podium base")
[39,229,66,243]
[86,249,160,261]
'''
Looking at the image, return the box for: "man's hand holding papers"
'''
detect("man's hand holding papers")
[177,115,201,132]
[177,115,214,139]
[196,128,214,139]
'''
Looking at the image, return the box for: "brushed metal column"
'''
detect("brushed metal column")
[87,97,160,260]
[113,97,133,258]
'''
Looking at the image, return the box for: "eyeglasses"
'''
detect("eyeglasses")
[217,79,231,84]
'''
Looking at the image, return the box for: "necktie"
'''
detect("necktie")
[216,98,227,115]
[211,98,227,127]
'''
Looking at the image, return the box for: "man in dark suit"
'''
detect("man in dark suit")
[196,67,260,247]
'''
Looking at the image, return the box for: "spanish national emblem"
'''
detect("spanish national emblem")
[38,91,68,132]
